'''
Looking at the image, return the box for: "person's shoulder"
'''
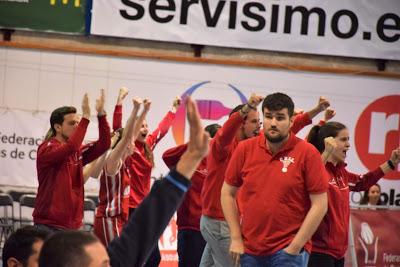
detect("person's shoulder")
[237,135,260,150]
[293,137,319,154]
[38,138,59,150]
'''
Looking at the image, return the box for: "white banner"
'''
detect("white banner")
[91,0,400,60]
[0,109,47,187]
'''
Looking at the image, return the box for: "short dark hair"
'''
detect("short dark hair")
[262,93,294,117]
[306,121,347,154]
[39,231,99,267]
[204,124,221,138]
[2,226,49,266]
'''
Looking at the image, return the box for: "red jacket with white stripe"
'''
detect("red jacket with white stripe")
[96,163,131,221]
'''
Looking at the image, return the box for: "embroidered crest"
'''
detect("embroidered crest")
[280,156,294,173]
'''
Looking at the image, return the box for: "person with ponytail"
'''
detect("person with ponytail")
[94,97,150,246]
[306,122,400,267]
[33,90,111,232]
[112,87,181,267]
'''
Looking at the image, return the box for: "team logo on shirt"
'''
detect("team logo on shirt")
[123,185,130,197]
[280,156,294,173]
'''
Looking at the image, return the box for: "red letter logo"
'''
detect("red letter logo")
[355,95,400,180]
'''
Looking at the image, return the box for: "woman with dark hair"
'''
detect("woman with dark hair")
[306,121,400,267]
[359,183,382,206]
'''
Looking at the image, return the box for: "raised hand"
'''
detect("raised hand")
[390,147,400,166]
[176,97,210,179]
[317,96,330,112]
[117,87,129,105]
[324,108,336,122]
[172,96,182,113]
[96,89,106,116]
[143,99,152,112]
[247,93,264,109]
[133,97,143,110]
[186,97,209,159]
[82,93,90,120]
[324,136,337,155]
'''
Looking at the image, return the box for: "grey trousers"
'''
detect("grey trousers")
[199,215,235,267]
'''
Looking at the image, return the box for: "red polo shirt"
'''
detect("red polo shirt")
[225,133,328,255]
[202,111,314,220]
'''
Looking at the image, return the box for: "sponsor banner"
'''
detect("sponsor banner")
[351,209,400,267]
[91,0,400,60]
[0,0,88,34]
[0,108,104,191]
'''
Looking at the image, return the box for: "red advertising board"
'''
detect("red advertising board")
[350,209,400,267]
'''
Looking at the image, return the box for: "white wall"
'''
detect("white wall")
[0,47,399,205]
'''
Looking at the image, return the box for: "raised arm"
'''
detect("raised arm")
[307,96,330,120]
[146,96,181,148]
[83,152,107,183]
[132,99,151,142]
[349,147,400,191]
[82,89,111,165]
[291,97,331,134]
[106,98,142,175]
[213,93,263,157]
[113,87,129,131]
[107,97,209,267]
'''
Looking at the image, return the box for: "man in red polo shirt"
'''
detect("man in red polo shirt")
[33,91,111,232]
[200,93,264,267]
[222,92,328,267]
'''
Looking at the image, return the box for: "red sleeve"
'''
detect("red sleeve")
[37,118,89,167]
[347,167,384,192]
[113,105,123,131]
[291,112,312,135]
[304,144,329,194]
[212,112,243,161]
[224,141,245,187]
[82,115,111,165]
[162,143,188,169]
[147,111,175,149]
